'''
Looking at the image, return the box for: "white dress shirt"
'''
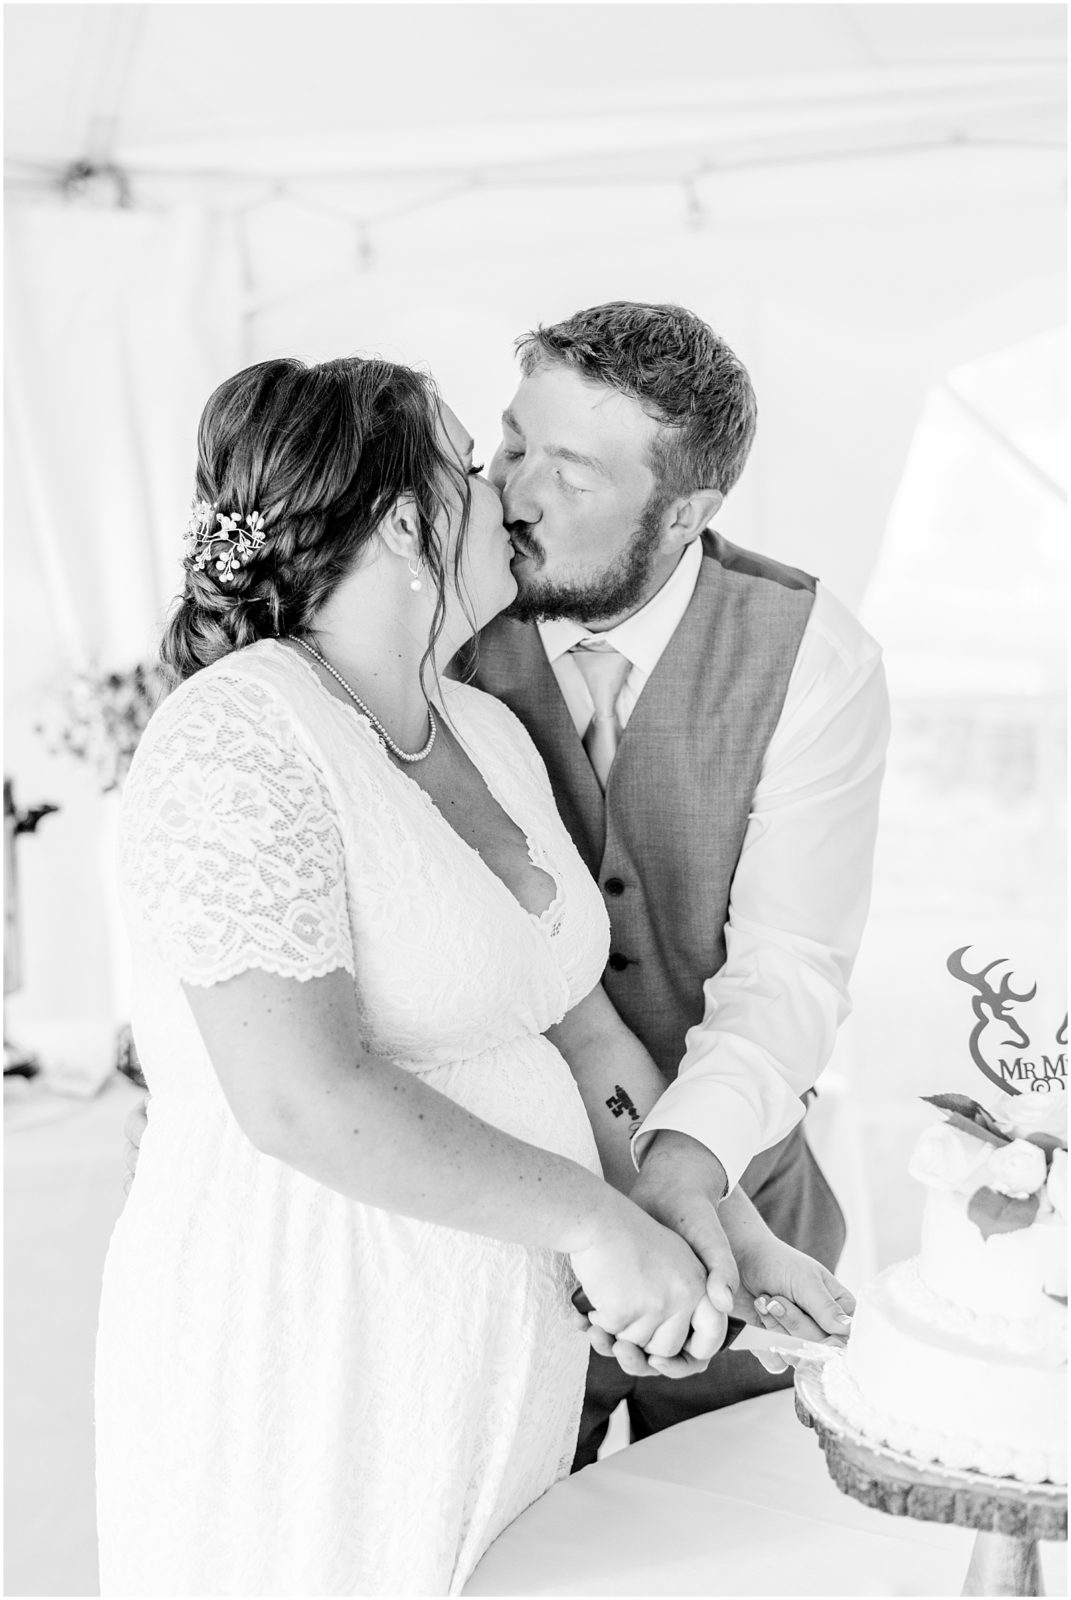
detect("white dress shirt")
[538,538,889,1191]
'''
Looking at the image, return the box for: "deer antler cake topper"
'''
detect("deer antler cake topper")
[946,945,1066,1098]
[910,951,1068,1245]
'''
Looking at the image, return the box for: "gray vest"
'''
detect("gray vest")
[471,532,816,1084]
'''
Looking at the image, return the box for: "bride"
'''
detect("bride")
[97,355,841,1597]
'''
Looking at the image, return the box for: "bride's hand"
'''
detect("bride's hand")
[567,1196,713,1367]
[576,1289,729,1379]
[734,1234,854,1345]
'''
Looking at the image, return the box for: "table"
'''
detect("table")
[463,1392,1068,1596]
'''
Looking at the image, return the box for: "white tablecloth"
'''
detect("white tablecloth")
[464,1392,1068,1596]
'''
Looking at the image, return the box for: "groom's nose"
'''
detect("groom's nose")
[497,464,542,530]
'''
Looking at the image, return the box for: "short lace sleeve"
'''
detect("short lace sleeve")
[118,669,354,987]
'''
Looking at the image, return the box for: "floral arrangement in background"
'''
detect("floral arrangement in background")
[37,662,166,793]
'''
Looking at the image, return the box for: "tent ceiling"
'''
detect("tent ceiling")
[5,3,1066,193]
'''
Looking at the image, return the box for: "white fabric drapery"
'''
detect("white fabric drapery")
[5,206,242,1075]
[5,205,243,669]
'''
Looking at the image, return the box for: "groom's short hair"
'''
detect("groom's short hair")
[515,301,757,501]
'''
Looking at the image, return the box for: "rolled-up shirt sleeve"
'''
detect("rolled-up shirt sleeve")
[632,584,891,1191]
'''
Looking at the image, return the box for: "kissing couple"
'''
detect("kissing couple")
[99,300,889,1596]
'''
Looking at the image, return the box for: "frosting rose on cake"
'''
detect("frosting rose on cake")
[990,1094,1068,1143]
[908,1123,996,1194]
[981,1139,1049,1199]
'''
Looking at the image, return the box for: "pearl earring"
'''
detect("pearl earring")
[408,558,423,593]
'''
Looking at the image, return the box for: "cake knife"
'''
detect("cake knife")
[570,1288,838,1364]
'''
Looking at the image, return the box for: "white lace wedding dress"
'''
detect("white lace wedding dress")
[95,639,609,1597]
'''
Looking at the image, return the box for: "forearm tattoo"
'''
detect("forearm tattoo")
[605,1085,640,1127]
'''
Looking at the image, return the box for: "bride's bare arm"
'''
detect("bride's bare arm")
[179,964,710,1357]
[188,965,605,1246]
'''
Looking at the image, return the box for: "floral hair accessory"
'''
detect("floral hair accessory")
[183,498,267,585]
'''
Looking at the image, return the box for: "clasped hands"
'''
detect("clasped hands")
[571,1132,855,1381]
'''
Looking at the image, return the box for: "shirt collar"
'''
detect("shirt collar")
[538,538,704,673]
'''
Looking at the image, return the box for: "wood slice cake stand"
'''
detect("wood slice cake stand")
[794,1353,1067,1597]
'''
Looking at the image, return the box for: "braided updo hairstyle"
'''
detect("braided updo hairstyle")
[160,356,473,687]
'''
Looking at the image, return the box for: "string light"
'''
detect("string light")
[57,158,132,209]
[10,120,1062,227]
[55,6,145,211]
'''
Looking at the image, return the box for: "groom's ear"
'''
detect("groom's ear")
[659,488,724,553]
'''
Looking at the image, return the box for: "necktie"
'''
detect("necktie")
[568,642,632,791]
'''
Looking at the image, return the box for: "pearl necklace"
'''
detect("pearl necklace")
[290,639,437,763]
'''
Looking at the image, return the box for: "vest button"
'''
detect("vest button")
[604,877,625,897]
[607,952,630,972]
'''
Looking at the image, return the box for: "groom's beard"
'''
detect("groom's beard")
[504,493,665,626]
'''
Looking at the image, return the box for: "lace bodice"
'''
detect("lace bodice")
[119,640,610,1083]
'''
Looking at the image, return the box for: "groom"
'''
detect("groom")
[467,301,889,1469]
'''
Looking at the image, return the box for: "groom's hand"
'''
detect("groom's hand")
[631,1130,739,1307]
[612,1130,739,1378]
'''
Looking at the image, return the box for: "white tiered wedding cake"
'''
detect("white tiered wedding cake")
[823,1090,1067,1486]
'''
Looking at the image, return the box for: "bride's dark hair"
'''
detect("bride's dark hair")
[159,356,474,687]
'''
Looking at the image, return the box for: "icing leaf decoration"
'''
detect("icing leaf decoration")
[967,1186,1040,1240]
[920,1095,1010,1148]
